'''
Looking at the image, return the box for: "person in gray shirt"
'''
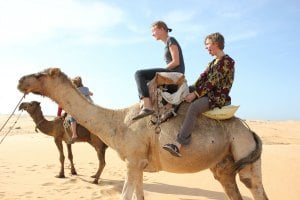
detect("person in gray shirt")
[68,76,93,143]
[133,20,185,120]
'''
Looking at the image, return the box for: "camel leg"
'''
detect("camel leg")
[210,155,243,200]
[91,143,107,184]
[54,138,65,178]
[66,143,77,175]
[238,159,269,200]
[121,158,146,200]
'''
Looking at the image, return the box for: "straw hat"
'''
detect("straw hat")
[202,105,239,120]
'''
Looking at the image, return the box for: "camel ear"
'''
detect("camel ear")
[48,68,61,77]
[32,101,40,105]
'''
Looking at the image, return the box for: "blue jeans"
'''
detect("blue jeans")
[68,116,76,123]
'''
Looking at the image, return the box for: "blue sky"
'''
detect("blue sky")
[0,0,299,120]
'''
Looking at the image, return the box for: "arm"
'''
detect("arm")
[192,65,210,97]
[183,67,210,103]
[185,92,197,103]
[195,58,233,97]
[165,44,180,69]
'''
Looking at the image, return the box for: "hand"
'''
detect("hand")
[185,92,196,103]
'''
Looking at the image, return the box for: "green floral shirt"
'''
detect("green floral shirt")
[194,55,235,109]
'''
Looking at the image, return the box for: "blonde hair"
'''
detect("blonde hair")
[205,32,225,50]
[72,76,83,87]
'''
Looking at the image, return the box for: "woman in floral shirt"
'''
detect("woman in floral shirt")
[163,32,235,157]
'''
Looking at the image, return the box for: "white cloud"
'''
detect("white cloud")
[0,0,125,45]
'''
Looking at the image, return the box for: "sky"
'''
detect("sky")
[0,0,299,121]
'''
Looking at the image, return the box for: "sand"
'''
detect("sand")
[0,114,299,200]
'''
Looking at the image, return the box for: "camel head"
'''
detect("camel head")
[17,68,63,96]
[19,101,41,114]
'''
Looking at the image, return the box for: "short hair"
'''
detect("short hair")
[151,20,172,32]
[205,32,225,50]
[72,76,83,87]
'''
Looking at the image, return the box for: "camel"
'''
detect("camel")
[18,101,108,184]
[17,68,268,200]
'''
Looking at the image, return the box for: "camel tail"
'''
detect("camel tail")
[232,131,262,174]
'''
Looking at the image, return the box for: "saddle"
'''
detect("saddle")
[147,72,239,123]
[61,113,71,129]
[148,72,189,124]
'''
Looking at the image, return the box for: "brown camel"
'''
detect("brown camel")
[18,68,268,200]
[18,101,108,184]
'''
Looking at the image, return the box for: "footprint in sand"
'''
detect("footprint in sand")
[41,182,55,186]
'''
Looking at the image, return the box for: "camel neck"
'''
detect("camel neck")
[50,79,123,149]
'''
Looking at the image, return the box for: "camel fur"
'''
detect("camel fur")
[17,68,268,200]
[19,101,108,184]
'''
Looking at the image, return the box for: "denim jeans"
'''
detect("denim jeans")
[176,96,210,145]
[134,68,176,99]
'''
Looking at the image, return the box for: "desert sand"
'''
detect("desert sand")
[0,114,299,200]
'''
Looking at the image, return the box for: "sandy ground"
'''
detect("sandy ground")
[0,114,299,200]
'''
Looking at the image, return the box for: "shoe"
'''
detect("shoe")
[163,143,181,157]
[132,108,154,120]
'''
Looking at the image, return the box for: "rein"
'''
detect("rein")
[0,94,26,144]
[35,119,45,133]
[29,102,45,133]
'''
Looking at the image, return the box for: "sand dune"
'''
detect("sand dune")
[0,114,299,199]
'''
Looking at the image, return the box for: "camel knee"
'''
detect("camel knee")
[238,161,262,189]
[138,159,148,169]
[211,155,236,180]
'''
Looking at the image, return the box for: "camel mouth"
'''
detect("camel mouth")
[18,106,25,111]
[17,84,37,95]
[17,79,43,96]
[32,91,42,95]
[17,81,28,94]
[18,103,27,111]
[19,88,30,95]
[17,76,33,94]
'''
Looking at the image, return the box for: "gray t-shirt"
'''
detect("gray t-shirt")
[78,86,93,102]
[164,36,185,74]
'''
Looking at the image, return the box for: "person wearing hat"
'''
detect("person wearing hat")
[163,32,235,157]
[133,20,185,120]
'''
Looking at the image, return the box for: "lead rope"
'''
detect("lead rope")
[238,117,252,130]
[154,88,162,134]
[0,94,25,144]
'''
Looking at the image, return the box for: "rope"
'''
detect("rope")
[154,88,162,134]
[34,119,45,133]
[237,117,253,131]
[0,94,25,144]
